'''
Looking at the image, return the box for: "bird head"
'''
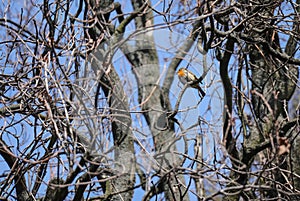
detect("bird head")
[177,68,186,77]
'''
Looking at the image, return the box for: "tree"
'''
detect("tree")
[0,0,299,200]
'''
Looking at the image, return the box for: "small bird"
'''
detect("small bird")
[177,68,206,97]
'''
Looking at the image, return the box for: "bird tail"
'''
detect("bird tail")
[195,85,206,98]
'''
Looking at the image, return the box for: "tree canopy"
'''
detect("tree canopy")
[0,0,299,200]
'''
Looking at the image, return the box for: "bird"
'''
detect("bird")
[177,68,206,97]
